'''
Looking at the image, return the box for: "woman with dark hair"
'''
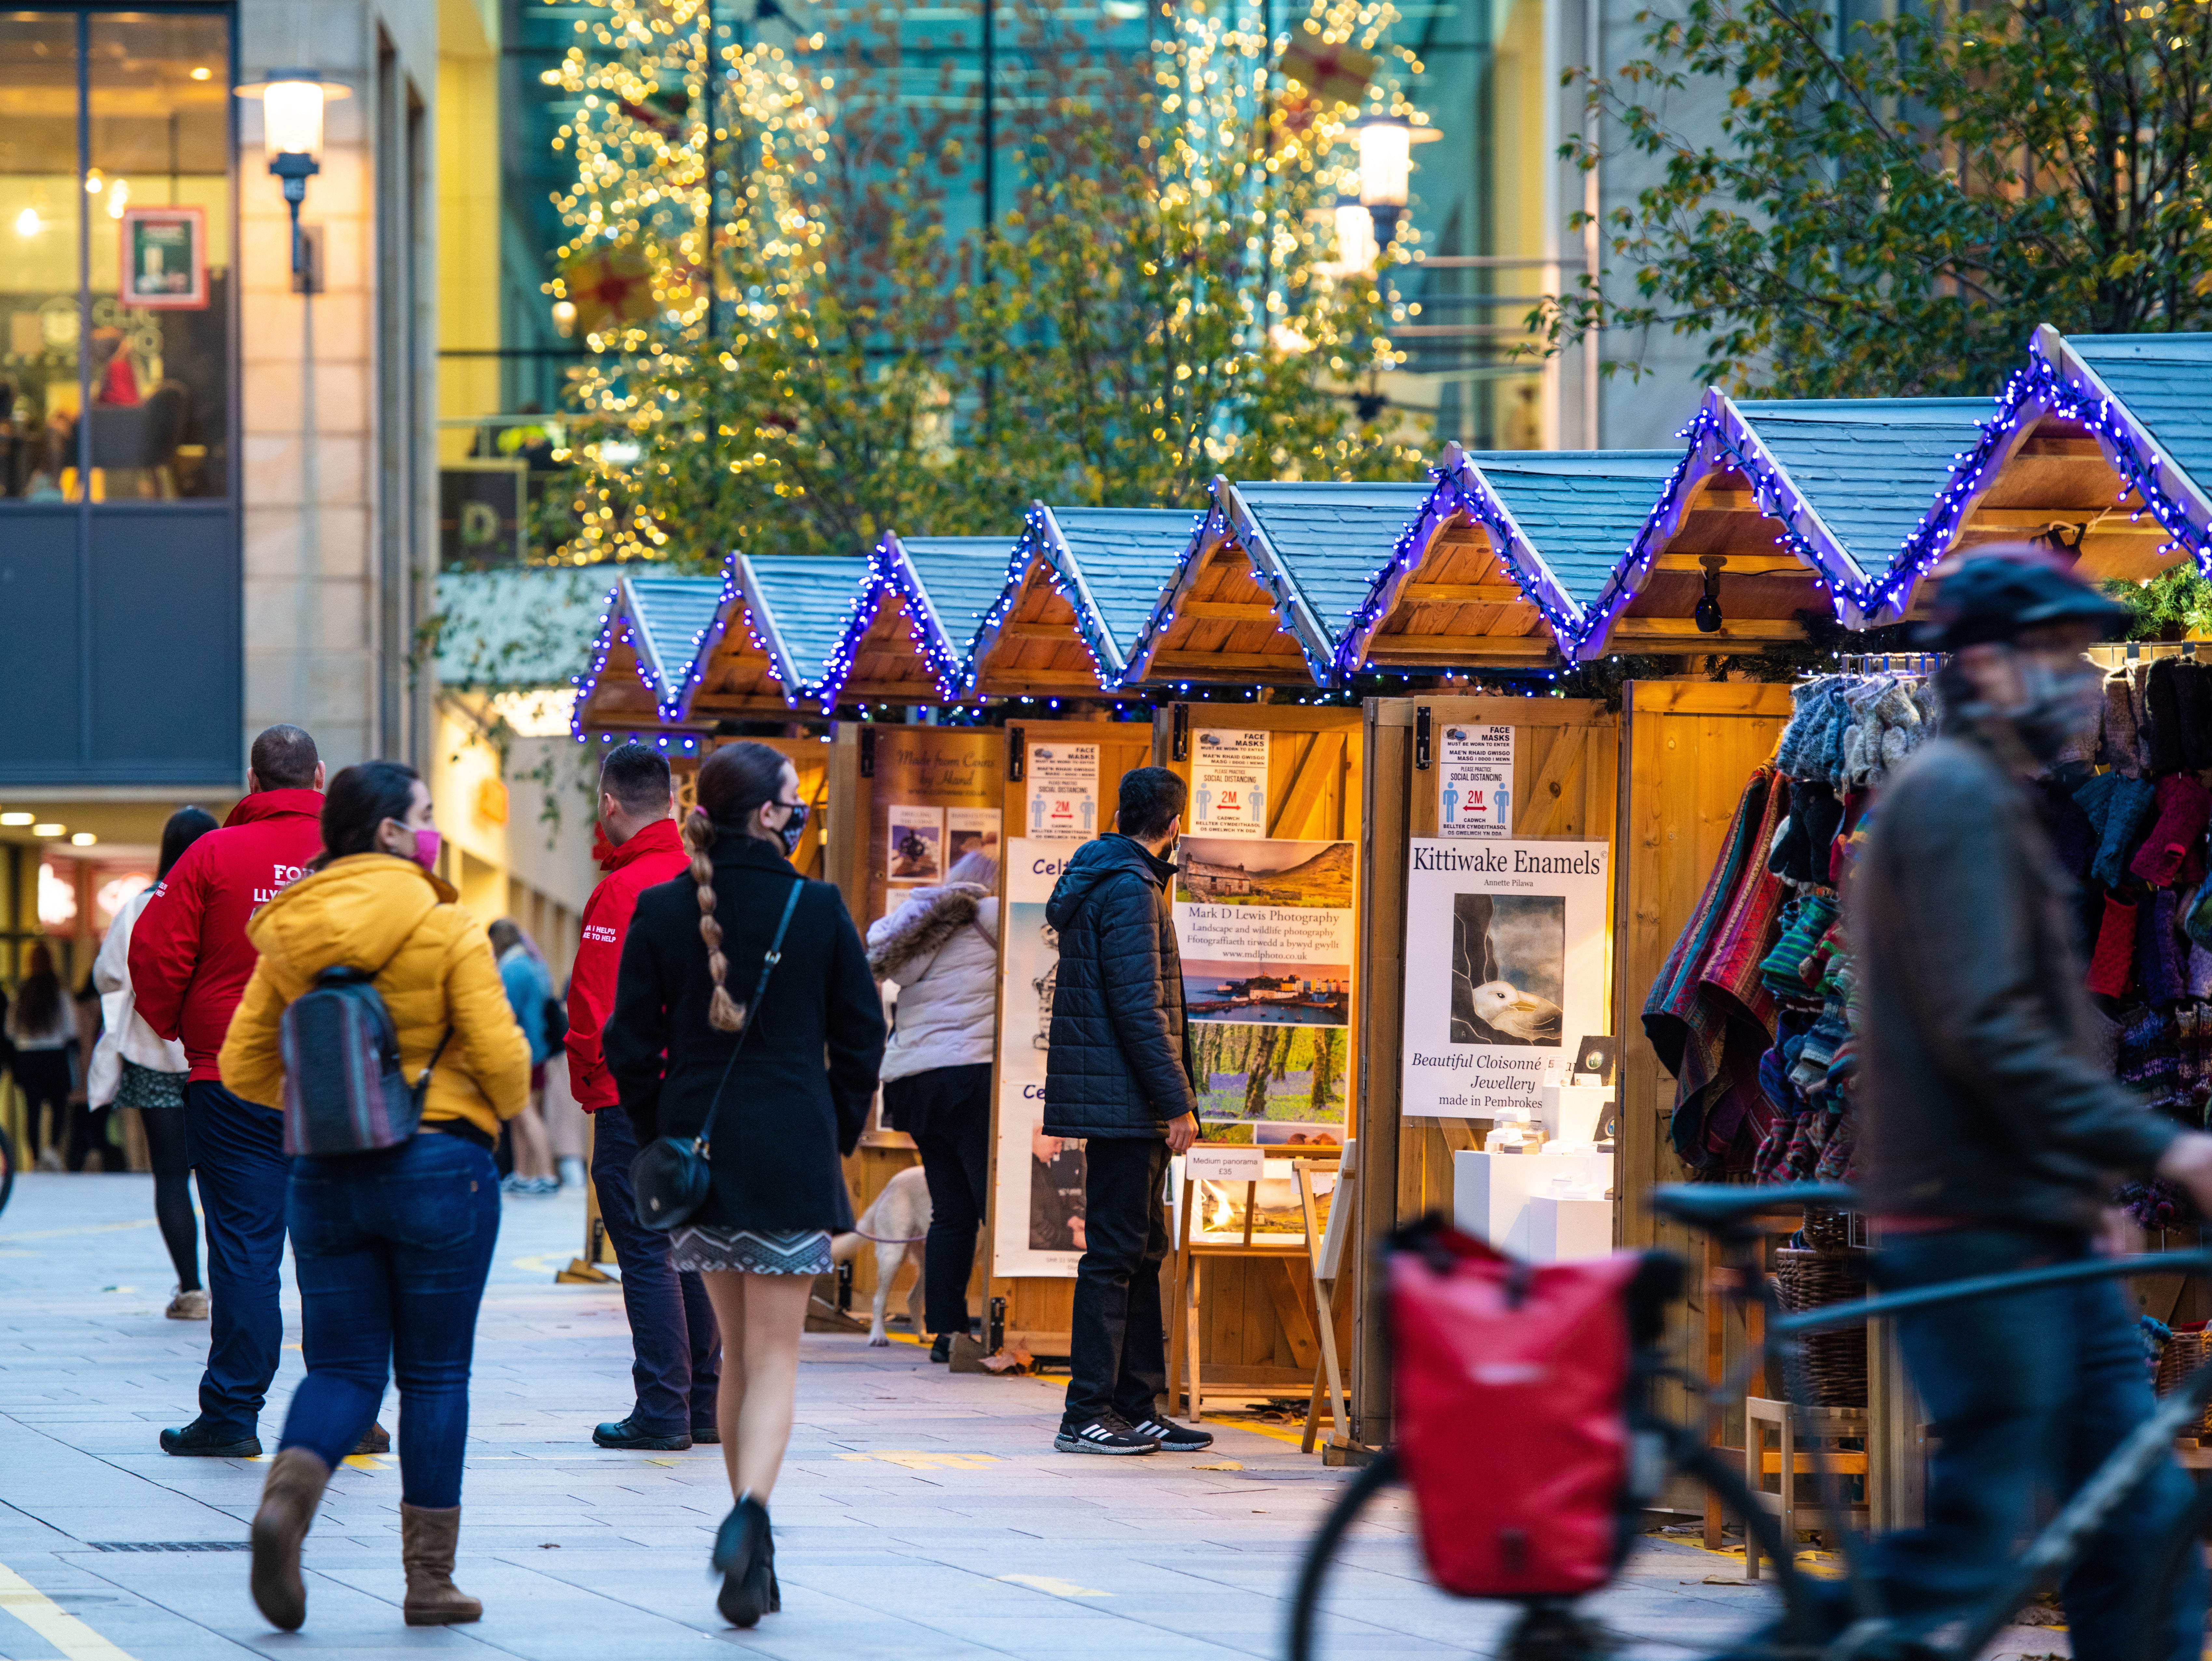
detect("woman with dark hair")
[605,740,885,1629]
[91,806,219,1314]
[866,847,1000,1362]
[6,942,73,1169]
[217,761,530,1633]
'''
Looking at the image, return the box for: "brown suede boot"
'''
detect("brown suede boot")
[400,1503,482,1626]
[249,1447,331,1631]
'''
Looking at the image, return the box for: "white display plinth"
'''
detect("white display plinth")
[1539,1083,1613,1146]
[1527,1193,1614,1262]
[1453,1148,1614,1261]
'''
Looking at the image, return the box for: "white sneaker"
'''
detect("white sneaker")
[166,1288,210,1321]
[36,1147,63,1172]
[557,1157,588,1191]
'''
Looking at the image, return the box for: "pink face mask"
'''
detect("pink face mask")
[412,827,442,872]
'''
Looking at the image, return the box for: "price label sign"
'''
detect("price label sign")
[1186,1144,1267,1182]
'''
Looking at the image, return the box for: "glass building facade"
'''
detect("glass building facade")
[0,5,240,783]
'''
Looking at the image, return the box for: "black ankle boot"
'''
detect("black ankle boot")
[712,1496,772,1628]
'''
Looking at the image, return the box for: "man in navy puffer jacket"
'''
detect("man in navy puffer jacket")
[1043,766,1212,1456]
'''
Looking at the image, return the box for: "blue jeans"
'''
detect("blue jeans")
[590,1106,721,1432]
[278,1131,501,1508]
[1873,1229,2206,1660]
[185,1080,289,1438]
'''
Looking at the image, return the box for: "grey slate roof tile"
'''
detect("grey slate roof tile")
[1233,481,1434,636]
[2069,334,2212,498]
[1047,507,1204,656]
[1460,451,1680,607]
[896,536,1023,656]
[623,574,727,700]
[1726,398,1991,583]
[741,555,874,686]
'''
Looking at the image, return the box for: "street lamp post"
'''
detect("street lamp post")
[1353,115,1411,252]
[236,71,350,278]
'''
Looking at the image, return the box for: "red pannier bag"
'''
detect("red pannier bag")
[1389,1220,1669,1599]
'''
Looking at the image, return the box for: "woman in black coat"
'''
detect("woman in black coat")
[605,741,884,1629]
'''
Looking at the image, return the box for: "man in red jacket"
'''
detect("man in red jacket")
[567,741,721,1449]
[131,725,327,1456]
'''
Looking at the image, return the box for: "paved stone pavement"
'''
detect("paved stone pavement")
[0,1174,2065,1661]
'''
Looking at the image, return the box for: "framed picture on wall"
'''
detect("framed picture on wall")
[118,206,208,309]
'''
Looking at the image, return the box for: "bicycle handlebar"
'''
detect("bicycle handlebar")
[1766,1245,2212,1338]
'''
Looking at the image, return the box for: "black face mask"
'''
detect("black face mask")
[775,799,808,857]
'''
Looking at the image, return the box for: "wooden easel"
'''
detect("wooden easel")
[1168,1153,1328,1423]
[1298,1143,1357,1453]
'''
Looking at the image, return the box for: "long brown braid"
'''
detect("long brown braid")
[687,740,794,1034]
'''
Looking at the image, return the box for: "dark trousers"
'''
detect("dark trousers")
[907,1067,991,1336]
[185,1080,290,1437]
[590,1106,721,1433]
[66,1104,122,1171]
[280,1132,501,1508]
[1064,1135,1169,1425]
[14,1050,71,1156]
[1873,1229,2207,1661]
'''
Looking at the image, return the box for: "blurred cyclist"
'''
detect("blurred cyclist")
[1854,549,2212,1657]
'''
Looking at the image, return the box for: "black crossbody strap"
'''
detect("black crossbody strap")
[692,877,804,1158]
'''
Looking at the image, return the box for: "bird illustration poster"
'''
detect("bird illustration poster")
[1438,723,1513,839]
[991,839,1090,1278]
[1188,728,1269,840]
[1399,839,1608,1120]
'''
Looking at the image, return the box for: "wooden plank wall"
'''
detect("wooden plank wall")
[1611,681,1794,1449]
[988,719,1159,1353]
[1611,681,1794,1254]
[1160,704,1364,1392]
[1352,695,1618,1444]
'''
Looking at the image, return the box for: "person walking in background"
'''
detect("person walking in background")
[91,805,219,1317]
[129,724,349,1457]
[565,741,720,1451]
[222,761,529,1632]
[488,918,559,1195]
[1042,766,1210,1457]
[606,741,884,1629]
[68,969,122,1173]
[867,848,999,1362]
[7,943,75,1172]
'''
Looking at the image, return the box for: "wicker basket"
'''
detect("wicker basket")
[2155,1327,2212,1436]
[1774,1247,1869,1407]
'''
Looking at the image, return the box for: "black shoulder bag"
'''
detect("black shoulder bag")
[630,878,804,1232]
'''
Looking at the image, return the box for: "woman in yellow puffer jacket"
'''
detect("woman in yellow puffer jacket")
[218,761,528,1636]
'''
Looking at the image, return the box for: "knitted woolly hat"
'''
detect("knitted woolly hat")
[2147,658,2189,776]
[2100,670,2146,777]
[1776,678,1834,780]
[2042,780,2097,880]
[2140,887,2188,1006]
[1820,684,1853,790]
[2089,893,2140,998]
[2191,941,2212,1001]
[2118,1002,2183,1108]
[2073,770,2160,888]
[2129,773,2212,888]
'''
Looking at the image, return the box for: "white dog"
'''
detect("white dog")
[830,1164,933,1346]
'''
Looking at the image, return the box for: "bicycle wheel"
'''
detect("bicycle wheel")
[1287,1450,1400,1661]
[0,1120,13,1217]
[2129,1469,2212,1661]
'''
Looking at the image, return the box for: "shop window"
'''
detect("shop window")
[0,9,232,502]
